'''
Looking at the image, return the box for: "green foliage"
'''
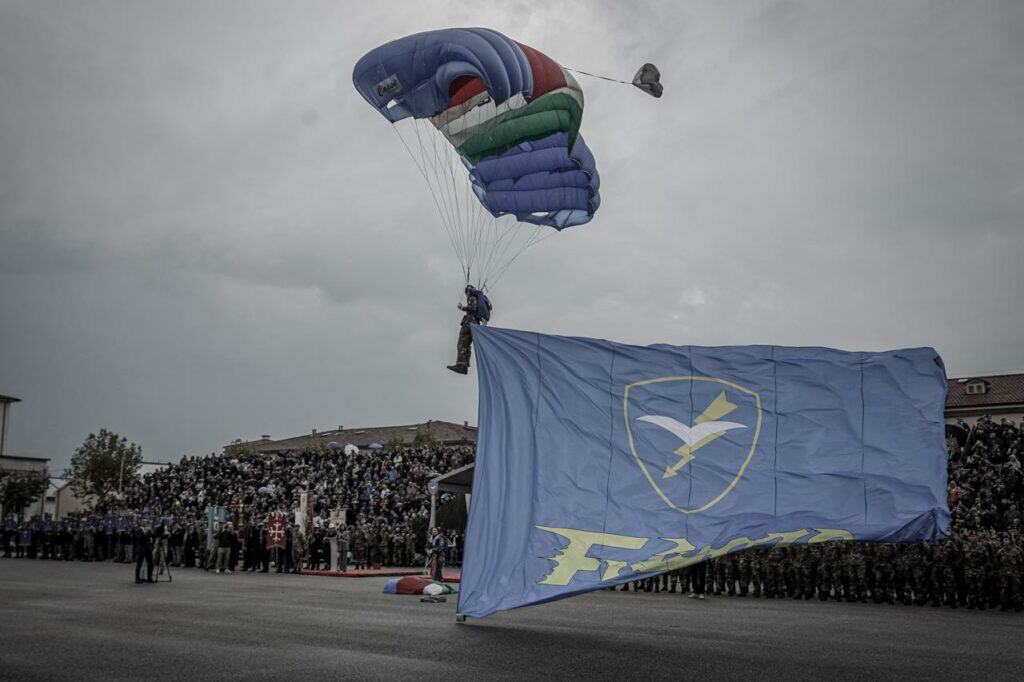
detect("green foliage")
[64,428,142,504]
[224,441,259,460]
[384,435,406,452]
[0,469,49,514]
[412,427,438,450]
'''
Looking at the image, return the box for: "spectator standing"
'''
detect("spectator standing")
[215,522,236,574]
[133,520,154,584]
[291,525,306,574]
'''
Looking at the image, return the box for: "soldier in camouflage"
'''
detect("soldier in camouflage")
[842,542,868,603]
[764,545,786,598]
[996,531,1022,612]
[964,532,992,609]
[872,543,896,604]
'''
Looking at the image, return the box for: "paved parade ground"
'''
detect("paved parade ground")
[1,560,1021,680]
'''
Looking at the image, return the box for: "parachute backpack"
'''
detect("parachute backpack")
[473,289,492,323]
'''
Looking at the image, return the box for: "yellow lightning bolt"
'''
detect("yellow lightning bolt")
[663,391,737,479]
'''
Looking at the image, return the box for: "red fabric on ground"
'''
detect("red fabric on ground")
[303,567,461,582]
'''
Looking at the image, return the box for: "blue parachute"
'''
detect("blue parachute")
[353,28,601,287]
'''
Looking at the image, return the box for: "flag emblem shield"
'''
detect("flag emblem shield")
[624,376,763,514]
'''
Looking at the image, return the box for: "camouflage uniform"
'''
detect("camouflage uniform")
[801,544,820,600]
[820,542,843,601]
[14,523,27,558]
[194,520,207,569]
[352,529,367,569]
[785,547,804,599]
[997,537,1023,612]
[964,537,991,609]
[912,543,934,606]
[932,538,960,607]
[749,550,764,598]
[985,535,1001,609]
[896,543,917,605]
[722,553,740,596]
[450,293,478,372]
[734,551,751,596]
[711,557,727,595]
[404,531,417,567]
[765,546,786,598]
[291,528,307,573]
[872,543,896,604]
[862,543,876,599]
[82,523,95,561]
[842,543,868,603]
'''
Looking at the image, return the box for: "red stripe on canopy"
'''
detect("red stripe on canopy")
[514,41,567,99]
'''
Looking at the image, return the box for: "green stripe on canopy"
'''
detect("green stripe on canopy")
[458,93,582,163]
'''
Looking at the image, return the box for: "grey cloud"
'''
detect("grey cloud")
[1,0,1022,470]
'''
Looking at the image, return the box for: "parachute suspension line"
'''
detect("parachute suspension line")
[390,124,466,280]
[484,226,550,290]
[478,216,523,289]
[462,104,488,282]
[417,119,464,269]
[459,104,490,285]
[563,67,633,86]
[395,106,559,290]
[470,194,488,279]
[406,120,464,275]
[412,118,470,280]
[430,117,473,278]
[479,220,538,291]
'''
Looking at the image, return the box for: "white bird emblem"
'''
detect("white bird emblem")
[635,391,747,479]
[636,416,746,446]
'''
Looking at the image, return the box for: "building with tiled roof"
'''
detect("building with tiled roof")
[945,373,1024,424]
[224,372,1024,457]
[227,419,476,455]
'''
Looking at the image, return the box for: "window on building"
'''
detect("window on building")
[965,381,988,395]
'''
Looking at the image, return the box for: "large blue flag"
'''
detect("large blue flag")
[458,327,949,618]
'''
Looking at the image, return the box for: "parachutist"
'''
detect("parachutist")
[447,285,491,375]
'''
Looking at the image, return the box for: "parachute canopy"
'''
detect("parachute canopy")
[353,28,601,287]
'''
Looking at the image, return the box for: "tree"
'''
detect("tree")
[65,429,142,505]
[413,427,438,450]
[224,440,258,460]
[0,469,49,516]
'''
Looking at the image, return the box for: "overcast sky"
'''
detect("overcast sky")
[1,0,1022,471]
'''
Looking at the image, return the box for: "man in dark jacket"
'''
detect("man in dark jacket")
[183,524,197,568]
[133,520,154,584]
[215,522,236,573]
[245,524,261,572]
[259,524,270,573]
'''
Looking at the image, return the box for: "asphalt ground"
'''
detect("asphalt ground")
[1,559,1021,680]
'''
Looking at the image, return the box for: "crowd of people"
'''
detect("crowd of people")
[620,417,1024,611]
[2,417,1022,610]
[2,442,472,577]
